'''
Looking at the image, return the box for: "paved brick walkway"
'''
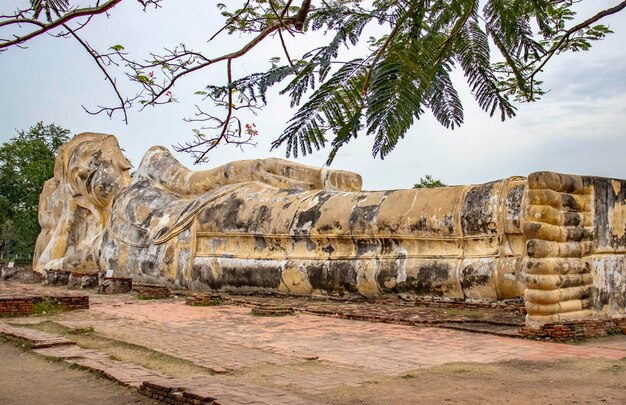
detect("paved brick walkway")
[0,321,74,348]
[1,322,320,404]
[3,280,626,403]
[52,299,626,377]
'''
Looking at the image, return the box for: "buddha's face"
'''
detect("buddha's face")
[68,137,131,207]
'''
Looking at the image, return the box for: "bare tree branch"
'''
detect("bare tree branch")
[528,0,626,97]
[0,0,123,50]
[61,23,130,123]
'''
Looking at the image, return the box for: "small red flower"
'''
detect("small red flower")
[244,123,259,136]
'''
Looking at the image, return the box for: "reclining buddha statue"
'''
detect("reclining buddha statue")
[34,133,626,327]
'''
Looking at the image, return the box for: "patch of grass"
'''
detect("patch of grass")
[137,294,161,300]
[250,308,291,317]
[32,299,65,316]
[605,327,623,336]
[68,326,95,335]
[0,334,34,350]
[563,336,589,345]
[193,298,224,306]
[68,362,86,370]
[602,364,624,373]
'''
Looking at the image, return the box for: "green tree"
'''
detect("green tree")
[0,123,70,259]
[413,175,447,189]
[1,1,624,162]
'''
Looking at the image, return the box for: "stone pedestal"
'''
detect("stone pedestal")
[43,269,71,286]
[132,283,171,299]
[68,272,99,289]
[98,277,132,294]
[1,266,43,283]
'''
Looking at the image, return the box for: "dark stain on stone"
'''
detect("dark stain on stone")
[560,194,580,211]
[305,238,317,251]
[460,263,491,291]
[376,261,399,294]
[563,212,581,227]
[306,261,358,295]
[141,259,157,276]
[254,236,268,251]
[354,238,377,256]
[256,205,271,223]
[195,263,283,290]
[220,194,251,231]
[592,177,626,249]
[396,262,451,296]
[319,222,342,233]
[292,193,333,235]
[443,214,455,234]
[506,184,525,229]
[349,204,381,230]
[410,217,428,233]
[462,182,497,236]
[322,244,335,254]
[380,238,401,255]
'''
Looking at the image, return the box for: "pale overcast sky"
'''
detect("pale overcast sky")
[1,1,625,190]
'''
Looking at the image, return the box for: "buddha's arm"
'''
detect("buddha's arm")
[141,147,362,196]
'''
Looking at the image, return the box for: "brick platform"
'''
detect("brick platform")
[1,266,43,283]
[185,294,224,306]
[0,294,88,317]
[99,277,132,294]
[521,318,626,341]
[43,295,90,311]
[68,272,99,290]
[43,269,71,286]
[138,377,319,405]
[0,322,75,348]
[132,283,171,299]
[0,296,34,316]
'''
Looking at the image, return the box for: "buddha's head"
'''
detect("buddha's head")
[59,133,131,209]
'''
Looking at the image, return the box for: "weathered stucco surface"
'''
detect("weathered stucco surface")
[34,133,626,326]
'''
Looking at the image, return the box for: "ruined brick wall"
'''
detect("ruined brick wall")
[0,297,34,316]
[521,318,626,341]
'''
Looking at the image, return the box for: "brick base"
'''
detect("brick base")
[0,296,34,316]
[43,269,71,286]
[98,277,132,294]
[1,266,43,283]
[68,272,99,290]
[42,295,90,310]
[521,318,626,341]
[0,294,89,316]
[132,283,171,299]
[410,297,525,314]
[185,293,224,306]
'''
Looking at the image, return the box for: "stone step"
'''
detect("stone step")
[139,376,320,405]
[440,322,523,338]
[0,322,75,348]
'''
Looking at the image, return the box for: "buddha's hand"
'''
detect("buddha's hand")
[254,158,362,192]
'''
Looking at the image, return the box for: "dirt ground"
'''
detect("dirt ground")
[319,356,626,404]
[2,334,625,405]
[0,339,154,405]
